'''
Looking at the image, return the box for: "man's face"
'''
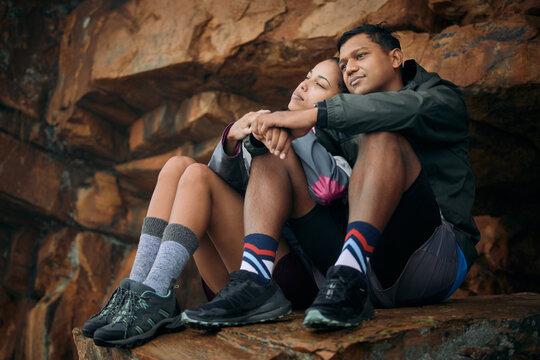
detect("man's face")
[339,33,402,95]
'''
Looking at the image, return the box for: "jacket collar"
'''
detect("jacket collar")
[402,59,437,89]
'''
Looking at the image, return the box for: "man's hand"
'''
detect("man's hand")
[264,127,292,159]
[253,108,318,139]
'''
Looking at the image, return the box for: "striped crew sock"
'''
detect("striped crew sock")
[334,221,380,280]
[240,233,278,284]
[129,217,168,283]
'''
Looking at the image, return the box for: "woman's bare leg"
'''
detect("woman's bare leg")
[169,163,246,293]
[146,156,196,220]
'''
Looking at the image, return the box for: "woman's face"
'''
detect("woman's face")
[288,60,342,111]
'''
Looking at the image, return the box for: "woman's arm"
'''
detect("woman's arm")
[291,131,351,205]
[208,123,250,194]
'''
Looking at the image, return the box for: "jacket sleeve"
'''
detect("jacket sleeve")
[292,131,351,205]
[322,78,469,144]
[207,124,249,194]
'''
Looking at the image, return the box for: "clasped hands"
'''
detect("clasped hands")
[227,109,315,159]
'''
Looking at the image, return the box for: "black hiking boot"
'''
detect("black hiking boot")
[182,270,291,330]
[303,265,374,329]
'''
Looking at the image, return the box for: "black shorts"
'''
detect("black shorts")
[290,169,446,304]
[288,201,348,275]
[370,169,442,289]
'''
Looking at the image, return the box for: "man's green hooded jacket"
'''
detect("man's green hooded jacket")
[316,59,480,268]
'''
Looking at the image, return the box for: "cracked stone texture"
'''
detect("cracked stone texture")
[72,293,540,360]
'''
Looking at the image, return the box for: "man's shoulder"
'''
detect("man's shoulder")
[403,59,459,91]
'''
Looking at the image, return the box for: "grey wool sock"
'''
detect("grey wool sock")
[129,217,168,283]
[143,223,199,295]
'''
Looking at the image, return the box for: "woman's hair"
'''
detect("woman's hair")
[328,57,348,93]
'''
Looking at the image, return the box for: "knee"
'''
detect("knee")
[179,163,212,186]
[251,152,294,175]
[356,132,420,176]
[358,132,410,157]
[157,156,196,183]
[251,153,280,172]
[363,132,401,147]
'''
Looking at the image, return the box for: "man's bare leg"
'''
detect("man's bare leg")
[348,132,421,230]
[244,151,316,240]
[183,150,318,328]
[304,132,422,329]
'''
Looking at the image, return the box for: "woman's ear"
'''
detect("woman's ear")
[390,48,403,69]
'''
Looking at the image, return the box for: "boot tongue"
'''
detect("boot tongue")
[119,278,135,290]
[129,281,156,295]
[328,265,366,285]
[230,269,261,282]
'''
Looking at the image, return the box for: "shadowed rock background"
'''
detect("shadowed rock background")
[0,0,538,359]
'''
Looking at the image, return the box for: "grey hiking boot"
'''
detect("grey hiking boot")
[93,281,185,348]
[82,278,133,337]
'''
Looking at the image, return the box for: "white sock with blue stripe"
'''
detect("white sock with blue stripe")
[240,233,278,284]
[335,221,380,279]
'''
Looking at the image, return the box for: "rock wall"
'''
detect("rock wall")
[0,0,538,359]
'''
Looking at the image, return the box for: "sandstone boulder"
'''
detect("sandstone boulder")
[55,107,128,162]
[2,227,40,297]
[73,293,540,360]
[25,230,131,360]
[0,132,72,222]
[116,137,219,197]
[74,171,123,230]
[0,1,78,118]
[0,1,539,360]
[34,227,80,298]
[128,91,262,158]
[428,0,540,25]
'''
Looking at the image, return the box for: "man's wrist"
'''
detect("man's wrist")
[314,101,327,128]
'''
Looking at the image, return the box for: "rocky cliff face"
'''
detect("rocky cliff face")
[0,0,538,359]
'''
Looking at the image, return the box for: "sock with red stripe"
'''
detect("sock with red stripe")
[240,233,278,284]
[335,221,380,278]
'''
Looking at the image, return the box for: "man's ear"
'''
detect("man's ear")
[390,48,403,69]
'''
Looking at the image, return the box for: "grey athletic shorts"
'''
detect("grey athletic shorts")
[366,218,467,308]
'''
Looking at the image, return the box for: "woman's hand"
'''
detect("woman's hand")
[225,110,270,155]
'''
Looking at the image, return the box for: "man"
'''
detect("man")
[252,24,480,329]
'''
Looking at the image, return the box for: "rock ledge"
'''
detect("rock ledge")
[73,293,539,359]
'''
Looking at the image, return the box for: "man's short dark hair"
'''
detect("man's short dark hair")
[337,24,401,53]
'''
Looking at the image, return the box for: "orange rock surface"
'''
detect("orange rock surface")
[0,0,538,359]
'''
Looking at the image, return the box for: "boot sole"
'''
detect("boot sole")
[93,314,186,348]
[183,302,292,330]
[303,302,374,329]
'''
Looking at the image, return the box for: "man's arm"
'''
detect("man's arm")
[255,79,469,145]
[321,80,469,144]
[253,108,318,140]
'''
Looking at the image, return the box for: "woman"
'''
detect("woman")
[85,58,349,348]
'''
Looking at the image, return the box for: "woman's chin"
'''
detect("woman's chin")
[287,102,303,111]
